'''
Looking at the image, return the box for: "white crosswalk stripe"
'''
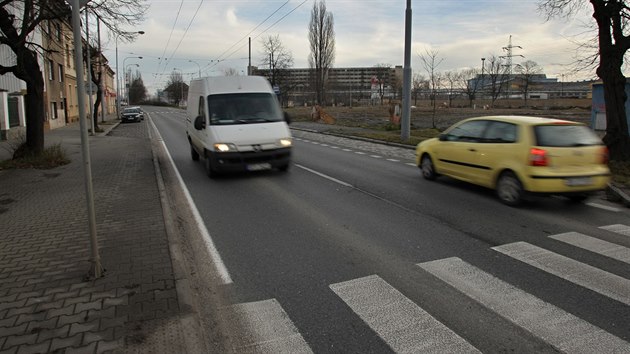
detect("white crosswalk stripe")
[600,224,630,237]
[330,275,480,353]
[550,231,630,264]
[418,257,630,353]
[493,241,630,305]
[220,299,312,353]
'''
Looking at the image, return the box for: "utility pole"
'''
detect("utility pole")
[401,0,412,141]
[500,35,524,99]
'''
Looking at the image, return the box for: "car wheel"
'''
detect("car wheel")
[420,154,437,180]
[567,194,588,203]
[496,171,524,206]
[190,144,199,161]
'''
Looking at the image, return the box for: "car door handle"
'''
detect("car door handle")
[468,148,477,152]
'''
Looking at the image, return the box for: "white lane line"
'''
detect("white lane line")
[342,149,352,152]
[149,119,233,284]
[221,299,312,353]
[586,202,621,212]
[370,155,382,159]
[355,151,366,155]
[418,257,630,353]
[330,146,339,149]
[295,164,353,188]
[386,159,400,162]
[493,242,630,305]
[600,224,630,237]
[406,163,417,167]
[330,275,480,353]
[550,232,630,265]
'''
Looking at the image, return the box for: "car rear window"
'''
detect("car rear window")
[534,124,603,147]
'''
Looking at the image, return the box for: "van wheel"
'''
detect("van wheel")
[496,171,523,206]
[278,164,290,172]
[190,144,199,161]
[204,156,216,178]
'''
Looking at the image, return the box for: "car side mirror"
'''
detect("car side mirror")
[439,133,447,141]
[284,111,291,125]
[194,115,206,130]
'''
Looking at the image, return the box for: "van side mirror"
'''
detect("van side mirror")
[194,115,206,130]
[284,111,291,125]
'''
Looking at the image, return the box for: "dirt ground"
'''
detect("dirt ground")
[286,98,593,131]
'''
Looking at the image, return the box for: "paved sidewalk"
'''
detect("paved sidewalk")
[0,117,205,353]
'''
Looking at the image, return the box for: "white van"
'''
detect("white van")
[186,76,292,177]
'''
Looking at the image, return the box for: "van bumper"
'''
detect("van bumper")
[208,147,291,172]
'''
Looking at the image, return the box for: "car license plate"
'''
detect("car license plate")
[247,163,271,171]
[565,177,593,186]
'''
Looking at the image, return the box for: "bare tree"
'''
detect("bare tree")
[443,70,462,107]
[419,48,443,128]
[485,55,508,107]
[128,75,147,104]
[412,72,427,106]
[259,34,294,107]
[374,63,392,105]
[308,0,335,105]
[223,68,240,76]
[514,60,543,106]
[539,0,630,161]
[164,70,186,106]
[460,68,480,107]
[0,0,147,156]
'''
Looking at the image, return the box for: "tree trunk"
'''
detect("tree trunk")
[20,49,46,157]
[92,89,102,131]
[599,65,630,161]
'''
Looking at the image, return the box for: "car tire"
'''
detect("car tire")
[420,154,437,180]
[496,171,524,206]
[567,194,588,203]
[190,144,199,161]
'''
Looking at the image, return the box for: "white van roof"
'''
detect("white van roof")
[191,76,273,95]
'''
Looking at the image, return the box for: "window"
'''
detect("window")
[55,23,61,41]
[483,121,517,143]
[443,120,488,142]
[51,102,58,119]
[58,64,63,82]
[48,59,54,81]
[534,125,603,147]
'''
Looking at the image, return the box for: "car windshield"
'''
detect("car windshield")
[207,93,283,125]
[534,124,603,147]
[123,108,140,114]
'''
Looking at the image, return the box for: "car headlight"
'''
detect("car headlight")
[213,143,237,152]
[277,138,292,147]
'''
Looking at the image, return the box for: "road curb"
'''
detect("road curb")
[147,116,209,352]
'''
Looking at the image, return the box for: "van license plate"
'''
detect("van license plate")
[247,163,271,171]
[565,177,593,186]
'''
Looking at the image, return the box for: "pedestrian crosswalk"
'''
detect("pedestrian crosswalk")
[221,224,630,353]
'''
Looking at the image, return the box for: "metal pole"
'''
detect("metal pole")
[115,36,120,120]
[401,0,412,141]
[85,9,94,134]
[98,18,105,123]
[71,0,103,279]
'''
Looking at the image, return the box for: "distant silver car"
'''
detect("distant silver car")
[120,107,144,123]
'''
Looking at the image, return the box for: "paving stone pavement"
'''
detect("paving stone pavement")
[0,118,205,353]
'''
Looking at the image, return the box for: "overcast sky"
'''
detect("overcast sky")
[102,0,597,93]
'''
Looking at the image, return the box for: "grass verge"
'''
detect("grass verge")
[0,144,70,170]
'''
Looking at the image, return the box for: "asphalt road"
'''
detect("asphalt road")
[145,105,630,353]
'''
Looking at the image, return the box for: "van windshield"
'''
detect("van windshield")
[207,93,283,125]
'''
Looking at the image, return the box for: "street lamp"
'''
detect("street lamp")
[122,56,142,106]
[189,60,201,78]
[125,63,140,105]
[480,57,485,99]
[115,31,144,118]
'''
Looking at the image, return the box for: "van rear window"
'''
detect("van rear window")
[533,125,603,147]
[207,93,283,125]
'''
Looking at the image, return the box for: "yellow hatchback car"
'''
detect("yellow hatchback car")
[415,116,611,206]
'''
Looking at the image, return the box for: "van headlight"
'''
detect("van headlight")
[214,143,237,152]
[277,138,292,147]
